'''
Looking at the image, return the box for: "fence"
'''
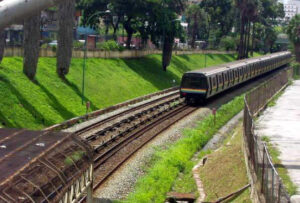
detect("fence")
[243,69,291,203]
[3,47,235,59]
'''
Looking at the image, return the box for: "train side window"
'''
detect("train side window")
[212,77,216,87]
[224,73,228,83]
[219,75,223,84]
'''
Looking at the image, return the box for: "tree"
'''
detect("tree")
[0,30,5,63]
[57,0,75,78]
[200,0,235,47]
[186,5,206,49]
[149,0,186,71]
[287,14,300,62]
[236,0,259,59]
[23,13,41,80]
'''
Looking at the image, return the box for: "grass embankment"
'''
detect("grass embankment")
[0,53,236,129]
[199,122,251,202]
[0,54,236,129]
[126,95,245,202]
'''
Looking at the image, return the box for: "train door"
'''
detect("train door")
[209,77,213,96]
[235,69,239,84]
[211,75,217,95]
[218,74,224,90]
[240,68,244,81]
[223,72,228,89]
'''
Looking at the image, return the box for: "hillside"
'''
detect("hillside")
[0,53,236,129]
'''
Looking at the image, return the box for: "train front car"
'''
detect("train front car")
[180,72,208,104]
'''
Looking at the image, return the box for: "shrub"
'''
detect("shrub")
[51,45,57,53]
[220,36,236,51]
[73,41,84,49]
[96,40,125,51]
[126,95,244,202]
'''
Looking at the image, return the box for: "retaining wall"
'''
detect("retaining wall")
[4,47,235,59]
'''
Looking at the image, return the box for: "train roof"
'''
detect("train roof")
[185,51,291,76]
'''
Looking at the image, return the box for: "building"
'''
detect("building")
[278,0,300,21]
[283,3,298,21]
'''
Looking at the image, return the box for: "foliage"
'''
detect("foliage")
[96,40,125,51]
[220,36,237,51]
[287,15,300,61]
[126,95,245,202]
[79,0,187,70]
[287,14,300,44]
[0,53,236,129]
[200,0,235,43]
[73,41,85,49]
[185,4,207,48]
[292,62,300,79]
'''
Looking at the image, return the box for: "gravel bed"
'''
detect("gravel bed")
[94,107,211,200]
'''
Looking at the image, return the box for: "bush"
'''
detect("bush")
[73,41,84,49]
[220,36,237,51]
[96,40,125,52]
[41,44,48,49]
[292,62,300,79]
[126,95,245,202]
[51,45,57,53]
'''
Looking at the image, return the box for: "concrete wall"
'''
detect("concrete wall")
[3,47,235,59]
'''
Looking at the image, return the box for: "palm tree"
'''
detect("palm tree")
[0,30,5,63]
[236,0,258,59]
[57,0,75,78]
[23,13,41,80]
[287,14,300,62]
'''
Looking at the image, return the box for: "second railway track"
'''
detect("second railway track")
[74,92,198,200]
[92,104,197,189]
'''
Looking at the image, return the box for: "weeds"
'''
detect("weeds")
[126,95,244,202]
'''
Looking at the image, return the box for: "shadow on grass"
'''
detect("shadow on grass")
[35,81,77,120]
[62,79,98,111]
[0,110,16,128]
[215,54,235,63]
[171,57,193,73]
[177,54,191,61]
[120,57,182,90]
[0,75,55,127]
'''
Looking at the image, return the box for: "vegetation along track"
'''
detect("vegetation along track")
[74,91,198,200]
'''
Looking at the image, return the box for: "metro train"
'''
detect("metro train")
[180,51,292,103]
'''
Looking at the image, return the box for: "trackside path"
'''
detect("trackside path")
[256,80,300,194]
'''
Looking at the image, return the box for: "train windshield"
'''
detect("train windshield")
[181,75,207,89]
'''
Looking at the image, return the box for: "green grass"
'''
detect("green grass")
[171,150,211,197]
[292,62,300,79]
[267,90,285,107]
[125,95,245,203]
[199,123,251,202]
[0,53,236,129]
[262,136,298,195]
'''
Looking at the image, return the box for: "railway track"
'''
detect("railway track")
[92,104,197,189]
[75,91,180,140]
[74,91,198,201]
